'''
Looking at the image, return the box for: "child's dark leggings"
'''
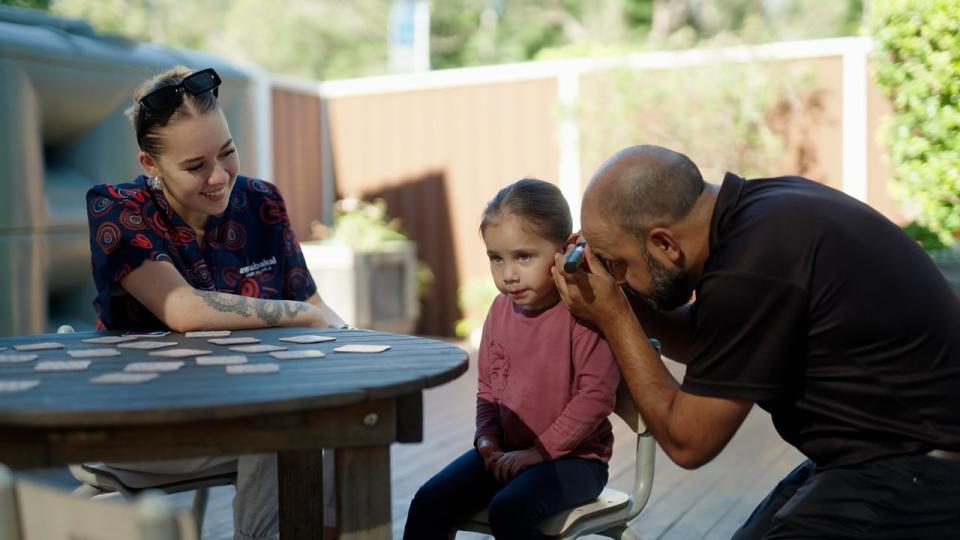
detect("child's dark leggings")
[403,448,608,539]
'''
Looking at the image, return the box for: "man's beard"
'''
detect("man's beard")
[628,249,692,312]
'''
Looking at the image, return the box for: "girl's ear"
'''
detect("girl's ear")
[138,151,160,178]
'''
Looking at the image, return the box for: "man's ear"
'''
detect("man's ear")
[138,151,160,178]
[647,227,684,265]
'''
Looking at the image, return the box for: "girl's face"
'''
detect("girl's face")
[140,108,240,230]
[483,213,563,312]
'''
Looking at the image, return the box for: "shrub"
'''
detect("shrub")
[872,0,960,246]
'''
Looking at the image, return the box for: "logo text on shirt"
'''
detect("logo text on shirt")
[239,256,277,278]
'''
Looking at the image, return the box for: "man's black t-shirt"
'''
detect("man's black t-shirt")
[680,173,960,469]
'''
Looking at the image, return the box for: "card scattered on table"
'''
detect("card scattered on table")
[0,353,38,363]
[333,344,391,353]
[122,330,171,337]
[14,342,64,351]
[0,380,39,393]
[197,355,248,366]
[35,360,91,372]
[229,344,287,354]
[67,348,122,358]
[117,341,177,350]
[91,372,158,384]
[149,348,212,358]
[209,337,260,345]
[270,349,326,360]
[124,361,184,373]
[185,330,232,338]
[226,363,279,374]
[278,335,336,344]
[82,336,139,344]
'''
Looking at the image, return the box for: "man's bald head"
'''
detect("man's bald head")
[585,145,705,236]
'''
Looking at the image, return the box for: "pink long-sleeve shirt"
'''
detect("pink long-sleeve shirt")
[475,294,620,462]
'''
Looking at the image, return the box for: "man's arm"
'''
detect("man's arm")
[553,248,752,468]
[122,259,330,332]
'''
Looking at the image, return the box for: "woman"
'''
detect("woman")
[85,66,341,540]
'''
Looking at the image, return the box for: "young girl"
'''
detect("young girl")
[403,178,620,539]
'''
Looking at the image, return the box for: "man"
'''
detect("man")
[553,145,960,538]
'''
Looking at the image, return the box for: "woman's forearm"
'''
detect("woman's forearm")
[163,288,327,332]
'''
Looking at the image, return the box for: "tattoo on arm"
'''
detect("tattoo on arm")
[195,291,310,326]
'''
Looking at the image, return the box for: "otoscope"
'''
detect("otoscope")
[563,240,587,273]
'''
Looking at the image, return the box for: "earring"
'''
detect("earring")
[148,176,163,191]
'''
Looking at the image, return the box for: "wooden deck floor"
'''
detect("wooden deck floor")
[26,340,804,539]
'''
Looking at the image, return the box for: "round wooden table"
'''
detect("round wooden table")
[0,327,469,540]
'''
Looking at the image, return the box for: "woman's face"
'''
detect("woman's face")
[142,108,240,229]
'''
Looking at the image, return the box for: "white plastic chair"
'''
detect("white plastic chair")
[0,463,197,540]
[455,342,658,539]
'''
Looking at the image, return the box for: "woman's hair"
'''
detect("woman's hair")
[125,66,219,156]
[480,178,572,245]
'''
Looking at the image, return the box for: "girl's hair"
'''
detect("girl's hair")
[125,66,220,156]
[480,178,572,244]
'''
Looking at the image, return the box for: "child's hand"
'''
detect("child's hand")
[492,448,544,483]
[477,438,504,470]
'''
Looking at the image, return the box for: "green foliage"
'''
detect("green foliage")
[39,1,865,79]
[580,59,816,183]
[454,277,499,339]
[1,0,51,9]
[872,0,960,246]
[316,197,410,251]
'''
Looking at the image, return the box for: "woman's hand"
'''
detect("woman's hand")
[492,448,544,483]
[552,243,631,333]
[476,436,504,471]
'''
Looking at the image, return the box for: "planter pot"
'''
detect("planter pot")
[301,241,420,334]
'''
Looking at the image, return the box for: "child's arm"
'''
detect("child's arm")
[474,310,503,464]
[534,324,620,460]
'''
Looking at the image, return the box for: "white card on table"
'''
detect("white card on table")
[122,331,171,337]
[149,348,212,358]
[82,336,139,344]
[117,341,177,350]
[0,380,39,393]
[124,361,184,373]
[229,344,287,354]
[185,330,232,338]
[14,342,64,351]
[226,363,280,374]
[209,337,260,345]
[0,353,38,363]
[197,355,248,366]
[91,372,158,384]
[67,348,122,358]
[333,344,391,353]
[35,360,91,372]
[270,349,326,360]
[278,335,337,344]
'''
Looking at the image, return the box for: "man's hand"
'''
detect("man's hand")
[552,243,631,331]
[492,448,544,483]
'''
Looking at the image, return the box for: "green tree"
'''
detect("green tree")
[872,0,960,247]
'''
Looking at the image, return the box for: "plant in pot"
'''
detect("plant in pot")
[301,197,423,333]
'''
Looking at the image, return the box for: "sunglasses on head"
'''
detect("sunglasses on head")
[136,68,221,149]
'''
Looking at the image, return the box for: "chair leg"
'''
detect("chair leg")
[191,487,209,537]
[597,524,642,540]
[72,484,104,497]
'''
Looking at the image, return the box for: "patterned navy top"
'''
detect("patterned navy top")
[86,175,317,330]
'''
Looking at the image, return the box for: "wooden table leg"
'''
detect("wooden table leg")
[337,445,391,540]
[279,449,325,539]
